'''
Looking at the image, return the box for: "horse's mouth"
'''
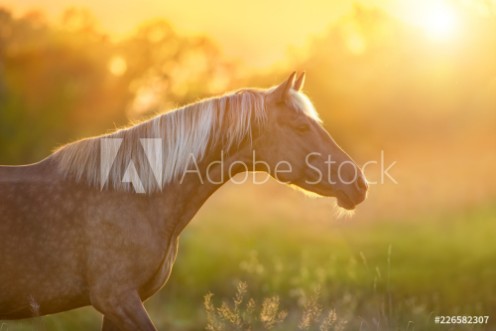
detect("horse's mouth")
[288,176,363,210]
[336,190,356,210]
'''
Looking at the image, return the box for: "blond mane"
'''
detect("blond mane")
[54,88,319,193]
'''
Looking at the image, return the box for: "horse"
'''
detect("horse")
[0,72,368,330]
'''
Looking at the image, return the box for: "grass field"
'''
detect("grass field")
[3,179,495,331]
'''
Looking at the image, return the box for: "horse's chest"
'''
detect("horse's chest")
[140,237,179,298]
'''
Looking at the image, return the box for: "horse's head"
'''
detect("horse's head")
[255,72,368,210]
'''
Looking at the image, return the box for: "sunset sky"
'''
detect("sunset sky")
[2,0,493,68]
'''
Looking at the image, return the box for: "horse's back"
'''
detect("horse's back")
[0,156,56,180]
[0,159,61,230]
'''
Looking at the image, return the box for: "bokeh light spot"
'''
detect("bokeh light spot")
[108,55,127,76]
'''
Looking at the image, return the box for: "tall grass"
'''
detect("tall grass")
[204,281,347,331]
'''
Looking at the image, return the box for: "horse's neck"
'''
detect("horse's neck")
[160,144,253,236]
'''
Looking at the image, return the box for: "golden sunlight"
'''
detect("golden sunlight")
[419,2,458,40]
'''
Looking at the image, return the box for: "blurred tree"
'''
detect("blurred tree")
[121,20,236,118]
[0,8,235,164]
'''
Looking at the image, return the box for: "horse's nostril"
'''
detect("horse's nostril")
[356,175,368,192]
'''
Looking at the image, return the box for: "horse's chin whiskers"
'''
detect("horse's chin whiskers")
[288,184,323,199]
[331,200,355,219]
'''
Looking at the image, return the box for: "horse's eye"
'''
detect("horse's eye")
[295,123,310,132]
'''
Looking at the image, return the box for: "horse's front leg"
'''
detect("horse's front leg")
[101,316,120,331]
[93,291,157,331]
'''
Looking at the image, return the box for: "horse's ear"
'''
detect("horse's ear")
[270,72,297,101]
[294,72,306,92]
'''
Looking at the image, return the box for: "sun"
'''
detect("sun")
[420,2,458,40]
[390,0,461,42]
